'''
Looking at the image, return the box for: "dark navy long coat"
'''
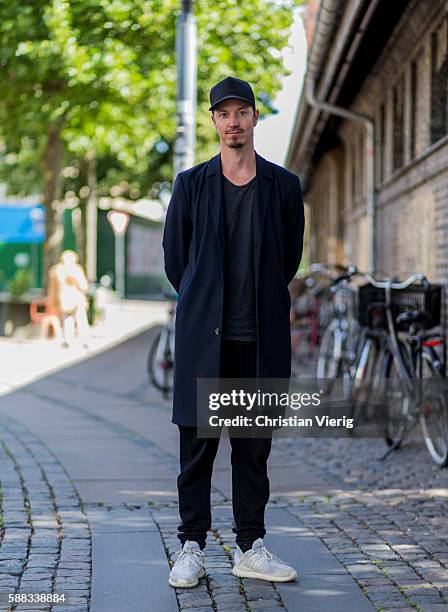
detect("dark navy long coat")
[162,151,305,426]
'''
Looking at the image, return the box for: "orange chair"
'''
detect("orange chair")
[30,298,62,339]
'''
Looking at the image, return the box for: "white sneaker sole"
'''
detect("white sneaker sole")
[232,566,297,582]
[169,567,205,588]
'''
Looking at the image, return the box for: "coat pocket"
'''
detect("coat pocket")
[178,265,193,295]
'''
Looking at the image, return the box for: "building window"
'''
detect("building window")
[359,131,364,199]
[392,76,404,171]
[410,60,417,159]
[430,30,448,145]
[379,104,385,180]
[351,144,356,204]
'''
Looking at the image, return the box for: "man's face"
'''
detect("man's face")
[211,99,259,149]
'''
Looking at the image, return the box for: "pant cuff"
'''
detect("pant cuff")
[178,535,206,550]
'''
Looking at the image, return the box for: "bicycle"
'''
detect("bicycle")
[290,275,322,364]
[316,264,361,399]
[351,272,448,466]
[147,292,177,399]
[290,263,348,366]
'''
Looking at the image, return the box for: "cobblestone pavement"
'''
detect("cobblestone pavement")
[0,331,447,612]
[0,415,91,612]
[272,435,448,612]
[153,506,287,612]
[150,432,448,612]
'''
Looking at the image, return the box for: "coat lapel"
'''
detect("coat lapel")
[253,152,273,265]
[206,153,225,258]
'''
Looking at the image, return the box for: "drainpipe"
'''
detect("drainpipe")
[306,79,376,274]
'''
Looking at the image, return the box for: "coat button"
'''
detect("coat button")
[214,327,221,335]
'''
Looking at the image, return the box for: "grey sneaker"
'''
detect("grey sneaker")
[169,540,205,588]
[232,538,297,582]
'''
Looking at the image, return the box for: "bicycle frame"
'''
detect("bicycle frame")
[358,274,447,460]
[383,281,415,400]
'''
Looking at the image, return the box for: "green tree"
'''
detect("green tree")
[0,0,303,283]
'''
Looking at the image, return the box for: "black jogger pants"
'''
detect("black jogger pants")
[176,339,272,552]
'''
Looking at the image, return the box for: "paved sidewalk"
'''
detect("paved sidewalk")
[0,299,168,395]
[0,314,446,610]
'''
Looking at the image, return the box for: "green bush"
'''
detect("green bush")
[8,268,34,299]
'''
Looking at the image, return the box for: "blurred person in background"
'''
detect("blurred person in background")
[94,273,119,330]
[48,250,91,348]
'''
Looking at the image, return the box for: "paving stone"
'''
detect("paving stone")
[208,574,239,585]
[0,560,25,574]
[407,594,446,604]
[177,586,210,595]
[176,594,214,608]
[248,602,284,611]
[213,592,246,604]
[20,572,54,581]
[210,584,242,592]
[177,608,214,612]
[377,607,418,611]
[345,563,383,578]
[18,582,54,594]
[243,589,279,602]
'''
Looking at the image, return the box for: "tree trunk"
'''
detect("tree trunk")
[76,201,87,268]
[85,150,98,283]
[42,121,64,293]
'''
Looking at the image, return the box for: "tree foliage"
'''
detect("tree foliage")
[0,0,302,199]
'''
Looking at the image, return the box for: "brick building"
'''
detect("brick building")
[287,0,448,302]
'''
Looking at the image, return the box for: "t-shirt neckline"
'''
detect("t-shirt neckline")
[222,174,256,188]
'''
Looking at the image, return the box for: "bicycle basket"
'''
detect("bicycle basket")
[357,283,442,330]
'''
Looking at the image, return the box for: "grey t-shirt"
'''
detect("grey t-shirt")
[221,174,257,341]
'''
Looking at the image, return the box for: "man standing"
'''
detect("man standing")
[162,76,305,588]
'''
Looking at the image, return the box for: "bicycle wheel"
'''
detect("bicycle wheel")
[147,331,162,388]
[147,329,174,394]
[419,349,448,467]
[350,334,381,428]
[341,319,362,413]
[382,352,409,448]
[317,322,340,394]
[291,324,307,363]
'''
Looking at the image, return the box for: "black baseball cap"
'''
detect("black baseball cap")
[209,76,256,111]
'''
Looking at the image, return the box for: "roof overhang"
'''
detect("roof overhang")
[286,0,411,192]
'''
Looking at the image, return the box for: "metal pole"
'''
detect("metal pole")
[174,0,197,178]
[365,122,375,274]
[115,234,125,298]
[85,150,98,283]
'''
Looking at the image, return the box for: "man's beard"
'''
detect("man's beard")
[227,142,244,149]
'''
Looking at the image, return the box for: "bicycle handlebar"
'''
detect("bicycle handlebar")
[361,272,429,290]
[309,262,348,273]
[305,264,431,292]
[329,264,360,287]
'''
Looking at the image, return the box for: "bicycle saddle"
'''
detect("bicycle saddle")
[396,309,431,327]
